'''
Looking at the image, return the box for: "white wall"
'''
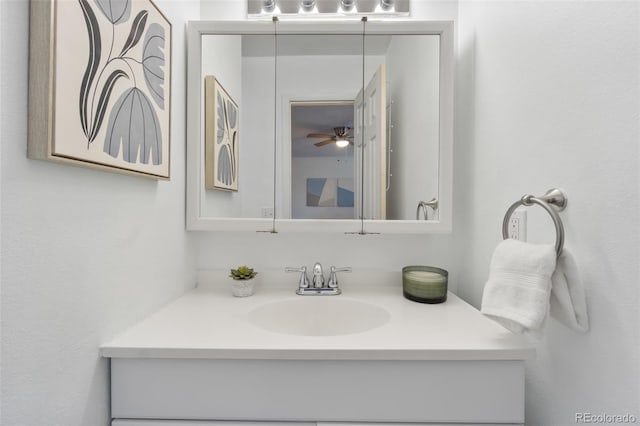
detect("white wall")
[385,35,440,220]
[239,55,278,218]
[456,1,640,424]
[0,1,199,425]
[200,0,246,19]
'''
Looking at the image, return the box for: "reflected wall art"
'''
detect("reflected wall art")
[204,76,239,191]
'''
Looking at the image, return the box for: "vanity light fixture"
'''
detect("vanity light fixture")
[335,139,350,148]
[247,0,409,18]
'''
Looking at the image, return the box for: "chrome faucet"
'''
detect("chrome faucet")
[285,263,351,295]
[312,262,324,288]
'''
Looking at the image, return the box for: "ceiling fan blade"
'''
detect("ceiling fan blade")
[314,139,335,147]
[307,133,335,139]
[344,128,354,136]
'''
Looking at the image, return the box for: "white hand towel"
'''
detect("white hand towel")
[481,239,557,333]
[550,249,589,332]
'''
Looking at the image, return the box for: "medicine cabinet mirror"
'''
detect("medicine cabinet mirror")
[186,20,453,233]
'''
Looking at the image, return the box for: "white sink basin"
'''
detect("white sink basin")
[248,298,390,336]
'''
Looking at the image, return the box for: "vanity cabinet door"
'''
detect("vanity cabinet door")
[113,422,313,426]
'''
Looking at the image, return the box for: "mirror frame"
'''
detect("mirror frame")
[186,20,453,233]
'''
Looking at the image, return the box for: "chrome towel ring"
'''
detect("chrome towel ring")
[502,188,568,257]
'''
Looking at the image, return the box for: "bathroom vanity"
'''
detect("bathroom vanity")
[101,271,534,425]
[101,17,537,425]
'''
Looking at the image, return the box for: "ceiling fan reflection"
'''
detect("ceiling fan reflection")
[307,126,353,148]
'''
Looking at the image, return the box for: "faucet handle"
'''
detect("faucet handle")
[285,266,309,289]
[327,266,352,289]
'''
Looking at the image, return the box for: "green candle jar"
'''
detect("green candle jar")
[402,266,448,304]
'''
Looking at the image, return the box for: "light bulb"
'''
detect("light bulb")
[339,0,357,13]
[375,0,394,13]
[335,139,350,148]
[299,0,318,13]
[262,0,276,12]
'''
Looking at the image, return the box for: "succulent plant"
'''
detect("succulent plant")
[229,266,258,281]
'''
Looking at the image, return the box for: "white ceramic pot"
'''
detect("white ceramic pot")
[231,279,255,297]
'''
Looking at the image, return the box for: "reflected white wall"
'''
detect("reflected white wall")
[385,35,440,220]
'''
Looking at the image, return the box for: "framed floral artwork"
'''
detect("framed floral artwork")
[204,76,239,191]
[28,0,172,179]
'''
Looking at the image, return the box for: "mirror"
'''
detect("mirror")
[289,102,356,220]
[273,32,364,227]
[187,24,277,231]
[186,21,453,233]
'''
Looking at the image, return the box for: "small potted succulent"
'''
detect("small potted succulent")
[229,265,258,297]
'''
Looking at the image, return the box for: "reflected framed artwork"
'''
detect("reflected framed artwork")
[204,76,239,191]
[28,0,172,179]
[307,178,354,207]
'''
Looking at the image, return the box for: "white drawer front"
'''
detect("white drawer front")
[111,359,525,423]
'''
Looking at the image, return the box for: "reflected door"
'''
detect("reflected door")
[354,64,387,220]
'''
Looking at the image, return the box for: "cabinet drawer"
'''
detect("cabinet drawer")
[112,421,522,426]
[111,359,525,423]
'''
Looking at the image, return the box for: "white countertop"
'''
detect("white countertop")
[100,270,535,361]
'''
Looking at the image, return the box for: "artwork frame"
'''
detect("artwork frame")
[28,0,172,179]
[204,76,239,191]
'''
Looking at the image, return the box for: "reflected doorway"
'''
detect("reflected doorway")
[290,102,355,220]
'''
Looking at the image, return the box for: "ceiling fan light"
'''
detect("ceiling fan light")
[335,139,350,148]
